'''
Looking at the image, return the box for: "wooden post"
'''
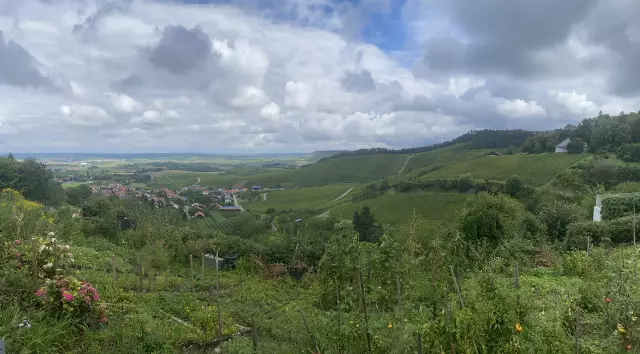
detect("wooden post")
[445,288,454,354]
[189,254,194,278]
[140,263,144,290]
[514,262,520,322]
[450,266,464,308]
[52,239,58,273]
[201,252,205,279]
[336,282,342,354]
[575,308,581,354]
[300,310,320,354]
[585,236,590,275]
[31,237,38,291]
[216,250,222,339]
[359,270,372,353]
[111,256,117,291]
[396,275,403,324]
[252,318,258,353]
[417,333,423,354]
[634,206,637,282]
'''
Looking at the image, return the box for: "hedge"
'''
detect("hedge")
[565,215,640,250]
[601,195,640,220]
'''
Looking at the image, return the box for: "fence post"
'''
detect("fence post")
[189,254,194,278]
[111,256,117,291]
[336,282,342,354]
[139,262,144,290]
[445,287,454,354]
[449,266,464,308]
[396,275,403,324]
[575,308,581,354]
[201,251,205,279]
[358,271,372,353]
[216,250,222,339]
[31,237,38,291]
[300,309,320,354]
[417,333,423,354]
[252,318,258,353]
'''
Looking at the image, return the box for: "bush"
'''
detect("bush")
[565,215,640,250]
[601,195,640,220]
[35,275,107,326]
[538,201,585,241]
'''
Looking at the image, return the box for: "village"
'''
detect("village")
[85,183,268,217]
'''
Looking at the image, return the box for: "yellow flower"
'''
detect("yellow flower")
[387,324,393,329]
[618,324,626,334]
[515,322,524,333]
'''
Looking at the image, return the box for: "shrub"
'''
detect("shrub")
[35,275,107,326]
[565,215,640,250]
[6,233,74,279]
[538,201,584,241]
[601,195,640,220]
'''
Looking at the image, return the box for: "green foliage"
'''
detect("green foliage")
[538,201,585,241]
[565,215,640,250]
[66,184,92,207]
[419,153,585,186]
[504,175,523,197]
[244,184,355,212]
[0,157,65,206]
[601,195,640,220]
[459,192,525,246]
[353,205,383,243]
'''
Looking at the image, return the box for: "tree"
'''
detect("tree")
[66,184,92,207]
[459,192,524,246]
[353,205,383,243]
[457,173,474,192]
[566,137,586,154]
[504,175,523,197]
[538,201,584,241]
[506,145,515,155]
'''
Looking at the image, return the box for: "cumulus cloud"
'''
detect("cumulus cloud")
[0,0,638,152]
[59,104,115,126]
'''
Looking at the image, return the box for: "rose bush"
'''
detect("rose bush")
[36,275,108,326]
[7,233,74,278]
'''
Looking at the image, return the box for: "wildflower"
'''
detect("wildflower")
[387,323,393,329]
[15,239,21,245]
[618,324,626,334]
[515,322,524,333]
[48,232,55,237]
[92,292,100,301]
[99,316,108,323]
[43,263,53,269]
[35,288,46,297]
[605,297,612,303]
[15,252,20,258]
[627,344,632,351]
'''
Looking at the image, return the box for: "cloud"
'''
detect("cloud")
[59,104,115,126]
[0,31,52,88]
[148,25,212,75]
[0,0,638,153]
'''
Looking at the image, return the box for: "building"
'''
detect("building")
[486,151,502,156]
[555,138,571,153]
[216,205,242,212]
[252,186,261,191]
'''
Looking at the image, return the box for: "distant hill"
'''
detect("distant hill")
[304,150,348,163]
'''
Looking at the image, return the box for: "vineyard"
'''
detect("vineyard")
[244,184,356,212]
[404,145,505,173]
[330,191,470,226]
[417,153,586,186]
[239,154,409,188]
[151,171,238,189]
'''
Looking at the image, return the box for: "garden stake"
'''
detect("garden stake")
[417,333,423,354]
[201,251,205,279]
[189,254,194,278]
[445,287,455,354]
[396,275,403,324]
[336,281,342,354]
[52,239,57,273]
[140,263,144,289]
[514,262,520,322]
[585,236,590,275]
[359,270,372,353]
[111,256,116,291]
[575,308,581,354]
[450,266,464,308]
[31,237,37,291]
[300,309,320,354]
[252,318,258,353]
[634,206,637,282]
[216,250,222,339]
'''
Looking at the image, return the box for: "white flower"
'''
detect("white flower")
[43,263,53,269]
[50,238,57,243]
[39,244,46,252]
[48,232,55,237]
[63,245,70,251]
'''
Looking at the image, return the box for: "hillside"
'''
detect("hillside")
[416,153,586,186]
[244,184,356,212]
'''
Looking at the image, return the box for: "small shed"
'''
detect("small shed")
[486,151,502,156]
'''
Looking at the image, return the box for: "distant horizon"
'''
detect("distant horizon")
[1,151,349,158]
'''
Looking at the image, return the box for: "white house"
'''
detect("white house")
[555,138,571,153]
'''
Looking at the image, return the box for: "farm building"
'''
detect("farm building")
[555,138,571,153]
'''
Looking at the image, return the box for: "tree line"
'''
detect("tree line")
[0,154,64,206]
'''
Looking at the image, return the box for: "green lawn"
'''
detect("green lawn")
[417,153,586,186]
[244,184,357,212]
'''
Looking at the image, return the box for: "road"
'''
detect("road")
[232,193,245,211]
[331,186,355,202]
[397,154,414,175]
[263,193,267,201]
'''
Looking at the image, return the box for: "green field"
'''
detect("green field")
[416,153,586,186]
[404,145,507,173]
[329,191,470,226]
[244,184,356,212]
[151,171,238,189]
[240,154,409,188]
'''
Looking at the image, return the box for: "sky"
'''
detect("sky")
[0,0,639,153]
